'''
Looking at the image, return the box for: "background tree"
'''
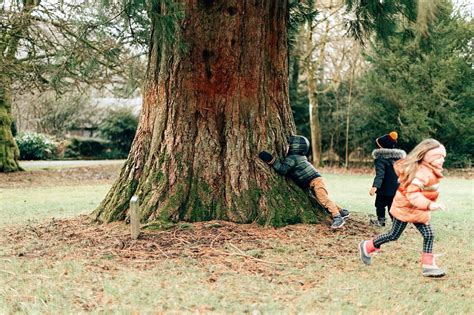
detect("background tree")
[99,107,138,157]
[353,1,473,167]
[303,0,363,166]
[295,0,470,168]
[19,92,92,136]
[0,0,143,172]
[305,2,330,167]
[290,0,365,166]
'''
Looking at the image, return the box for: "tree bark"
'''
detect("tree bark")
[94,1,326,226]
[0,0,39,173]
[0,82,22,172]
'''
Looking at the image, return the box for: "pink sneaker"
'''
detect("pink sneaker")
[422,253,446,277]
[359,239,379,265]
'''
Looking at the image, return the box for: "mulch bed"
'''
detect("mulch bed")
[0,215,376,275]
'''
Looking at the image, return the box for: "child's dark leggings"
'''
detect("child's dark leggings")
[375,195,394,220]
[373,218,434,253]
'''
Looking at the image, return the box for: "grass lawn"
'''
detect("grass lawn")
[0,171,472,313]
[0,185,110,227]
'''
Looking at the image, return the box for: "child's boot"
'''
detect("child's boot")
[421,253,446,277]
[331,215,345,229]
[370,217,386,227]
[339,209,350,219]
[359,239,379,265]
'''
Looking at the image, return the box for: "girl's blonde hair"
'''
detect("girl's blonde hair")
[396,139,443,185]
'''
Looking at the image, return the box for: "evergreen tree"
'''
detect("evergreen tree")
[355,1,473,166]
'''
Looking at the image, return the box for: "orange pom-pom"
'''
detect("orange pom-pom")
[389,131,398,140]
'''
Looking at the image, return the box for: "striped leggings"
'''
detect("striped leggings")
[373,218,435,253]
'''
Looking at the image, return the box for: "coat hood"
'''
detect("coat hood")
[288,135,310,156]
[372,148,406,160]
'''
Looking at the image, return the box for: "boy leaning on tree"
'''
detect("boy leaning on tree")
[258,135,349,229]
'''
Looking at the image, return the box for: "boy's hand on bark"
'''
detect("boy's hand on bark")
[258,151,274,164]
[429,202,446,211]
[369,187,377,196]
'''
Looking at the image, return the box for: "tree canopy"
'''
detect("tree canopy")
[302,0,473,167]
[0,0,144,93]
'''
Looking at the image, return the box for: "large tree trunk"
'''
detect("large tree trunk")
[94,1,326,226]
[0,82,21,172]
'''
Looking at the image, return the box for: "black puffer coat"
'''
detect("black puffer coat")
[272,135,321,188]
[372,148,406,196]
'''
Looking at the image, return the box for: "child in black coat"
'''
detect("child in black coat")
[369,132,406,226]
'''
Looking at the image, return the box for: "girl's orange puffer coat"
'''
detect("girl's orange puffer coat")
[390,161,443,225]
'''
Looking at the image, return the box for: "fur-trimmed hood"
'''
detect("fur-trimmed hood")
[372,148,406,160]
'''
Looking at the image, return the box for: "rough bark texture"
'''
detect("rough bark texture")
[0,0,38,173]
[94,0,327,227]
[0,83,21,172]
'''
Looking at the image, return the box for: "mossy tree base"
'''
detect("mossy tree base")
[0,83,22,173]
[93,1,329,227]
[95,149,327,226]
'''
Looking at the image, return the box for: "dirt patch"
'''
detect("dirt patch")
[0,215,376,277]
[0,165,121,188]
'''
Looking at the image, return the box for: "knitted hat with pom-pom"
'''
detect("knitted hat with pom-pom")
[375,131,398,149]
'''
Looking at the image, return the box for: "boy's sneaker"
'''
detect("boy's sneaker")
[370,218,386,227]
[331,215,345,229]
[339,209,350,219]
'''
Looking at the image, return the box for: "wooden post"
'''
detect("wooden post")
[130,195,140,240]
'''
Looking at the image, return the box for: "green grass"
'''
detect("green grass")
[0,173,472,313]
[19,159,125,171]
[325,173,474,237]
[0,185,111,227]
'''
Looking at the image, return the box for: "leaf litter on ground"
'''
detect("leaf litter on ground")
[0,214,376,287]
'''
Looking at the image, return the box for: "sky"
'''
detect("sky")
[453,0,474,16]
